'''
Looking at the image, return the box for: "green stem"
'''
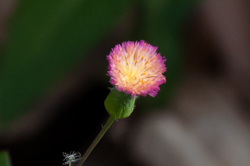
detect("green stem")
[77,116,116,166]
[69,158,72,166]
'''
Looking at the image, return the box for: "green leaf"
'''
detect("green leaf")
[0,0,128,127]
[0,151,11,166]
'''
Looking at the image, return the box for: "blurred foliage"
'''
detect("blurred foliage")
[0,0,199,127]
[0,0,128,127]
[0,151,11,166]
[137,0,199,110]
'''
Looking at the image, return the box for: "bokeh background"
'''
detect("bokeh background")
[1,0,250,165]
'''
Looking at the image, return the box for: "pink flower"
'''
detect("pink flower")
[107,40,166,97]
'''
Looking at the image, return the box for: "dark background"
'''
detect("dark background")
[0,0,250,166]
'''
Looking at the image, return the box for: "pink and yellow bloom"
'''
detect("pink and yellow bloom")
[107,40,166,97]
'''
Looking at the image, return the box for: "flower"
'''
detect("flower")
[107,40,166,97]
[62,151,81,165]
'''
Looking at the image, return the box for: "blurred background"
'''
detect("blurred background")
[0,0,250,165]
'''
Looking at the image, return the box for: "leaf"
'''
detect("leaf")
[0,151,11,166]
[0,0,128,127]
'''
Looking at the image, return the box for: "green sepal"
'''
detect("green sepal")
[104,88,137,119]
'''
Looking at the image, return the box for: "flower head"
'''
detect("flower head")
[62,151,81,165]
[107,40,166,97]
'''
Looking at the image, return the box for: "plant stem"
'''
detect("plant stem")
[77,116,116,166]
[69,158,72,166]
